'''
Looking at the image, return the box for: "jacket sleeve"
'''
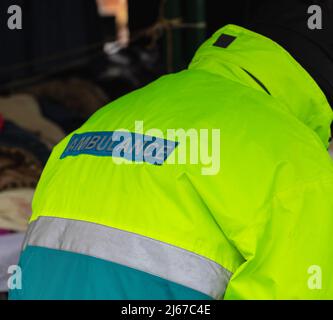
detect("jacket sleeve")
[224,176,333,299]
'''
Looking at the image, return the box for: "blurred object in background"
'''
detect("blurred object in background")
[0,118,50,166]
[126,0,207,73]
[161,0,206,72]
[0,189,34,232]
[0,117,48,231]
[0,95,65,148]
[20,78,109,118]
[0,114,4,131]
[97,0,165,102]
[97,0,129,46]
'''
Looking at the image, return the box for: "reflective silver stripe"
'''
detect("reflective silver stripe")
[23,216,232,299]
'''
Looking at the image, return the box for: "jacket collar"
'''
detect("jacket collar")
[189,24,333,147]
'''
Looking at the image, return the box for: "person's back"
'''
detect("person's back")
[11,24,333,299]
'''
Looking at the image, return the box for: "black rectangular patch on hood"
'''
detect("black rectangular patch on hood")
[214,34,236,48]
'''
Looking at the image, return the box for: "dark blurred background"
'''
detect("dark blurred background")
[0,0,265,98]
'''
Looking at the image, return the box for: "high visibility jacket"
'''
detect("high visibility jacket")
[11,25,333,300]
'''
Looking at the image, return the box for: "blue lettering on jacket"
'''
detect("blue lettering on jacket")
[60,131,178,165]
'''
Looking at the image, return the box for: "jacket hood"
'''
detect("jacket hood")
[189,24,333,147]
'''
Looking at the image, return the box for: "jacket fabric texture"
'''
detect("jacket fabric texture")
[10,25,333,300]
